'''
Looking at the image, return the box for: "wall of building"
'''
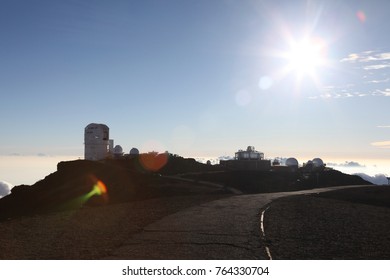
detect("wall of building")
[220,159,271,171]
[84,123,110,161]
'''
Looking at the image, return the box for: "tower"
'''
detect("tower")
[84,123,110,161]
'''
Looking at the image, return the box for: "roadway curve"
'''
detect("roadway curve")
[106,185,370,259]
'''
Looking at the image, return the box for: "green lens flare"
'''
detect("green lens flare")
[59,180,108,210]
[89,180,107,197]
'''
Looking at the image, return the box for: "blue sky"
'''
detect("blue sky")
[1,0,389,185]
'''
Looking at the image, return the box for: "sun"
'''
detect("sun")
[283,37,327,78]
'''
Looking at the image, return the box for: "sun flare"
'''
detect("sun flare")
[284,37,327,77]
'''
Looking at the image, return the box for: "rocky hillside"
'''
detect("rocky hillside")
[182,168,371,193]
[0,157,220,221]
[0,155,371,221]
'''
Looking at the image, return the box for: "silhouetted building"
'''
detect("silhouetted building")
[220,146,271,171]
[84,123,112,161]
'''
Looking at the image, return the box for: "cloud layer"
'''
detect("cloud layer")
[354,173,389,185]
[371,141,390,149]
[310,49,390,99]
[0,181,14,198]
[326,161,366,168]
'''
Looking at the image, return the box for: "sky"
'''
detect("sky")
[0,0,389,186]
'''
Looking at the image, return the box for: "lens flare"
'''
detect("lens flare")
[91,180,107,196]
[139,152,169,172]
[258,76,274,90]
[356,11,366,23]
[59,178,109,210]
[81,179,108,203]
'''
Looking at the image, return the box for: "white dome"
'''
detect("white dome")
[312,158,324,168]
[286,157,299,167]
[113,145,123,154]
[130,148,139,155]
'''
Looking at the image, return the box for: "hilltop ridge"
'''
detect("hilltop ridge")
[0,155,371,221]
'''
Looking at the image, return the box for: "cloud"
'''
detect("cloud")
[365,78,390,84]
[218,155,234,161]
[340,53,360,62]
[354,173,389,185]
[327,161,366,168]
[316,89,368,99]
[195,155,235,165]
[314,86,390,100]
[318,82,373,99]
[0,181,14,198]
[195,157,218,165]
[366,52,390,61]
[371,141,390,148]
[315,49,390,100]
[377,125,390,128]
[373,89,390,96]
[340,51,390,63]
[344,50,390,72]
[363,64,390,70]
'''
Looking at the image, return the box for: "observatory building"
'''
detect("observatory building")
[286,157,299,171]
[84,123,138,161]
[303,158,325,172]
[84,123,113,161]
[129,148,139,156]
[113,145,124,158]
[220,146,271,171]
[235,146,264,160]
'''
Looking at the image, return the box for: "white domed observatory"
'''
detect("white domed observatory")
[113,145,124,158]
[312,158,325,169]
[129,148,139,155]
[84,123,110,161]
[286,157,299,167]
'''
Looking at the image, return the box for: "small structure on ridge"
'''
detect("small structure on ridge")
[84,123,112,161]
[220,146,271,171]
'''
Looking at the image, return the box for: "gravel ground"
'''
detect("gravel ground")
[263,186,390,259]
[0,194,228,259]
[3,184,389,260]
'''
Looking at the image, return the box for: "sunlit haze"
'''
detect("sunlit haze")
[1,0,389,186]
[282,36,328,80]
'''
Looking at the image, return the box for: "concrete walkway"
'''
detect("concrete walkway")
[106,185,370,259]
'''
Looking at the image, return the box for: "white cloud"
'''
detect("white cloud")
[365,78,390,84]
[318,49,390,100]
[360,54,390,62]
[377,125,390,128]
[340,53,360,62]
[374,89,390,96]
[363,64,390,70]
[376,52,390,60]
[341,51,390,63]
[195,155,234,165]
[37,153,48,157]
[371,141,390,148]
[327,161,366,168]
[218,155,234,161]
[316,90,366,99]
[0,181,14,198]
[354,173,389,185]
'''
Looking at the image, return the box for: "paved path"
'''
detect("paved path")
[106,185,370,259]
